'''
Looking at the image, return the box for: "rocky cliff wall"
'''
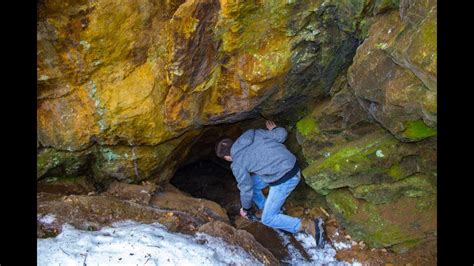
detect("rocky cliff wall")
[37,0,436,253]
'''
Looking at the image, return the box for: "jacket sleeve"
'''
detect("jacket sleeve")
[231,164,253,209]
[258,127,288,143]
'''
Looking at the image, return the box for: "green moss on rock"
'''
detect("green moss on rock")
[296,116,318,137]
[387,163,406,180]
[302,130,399,194]
[325,189,359,219]
[402,120,437,141]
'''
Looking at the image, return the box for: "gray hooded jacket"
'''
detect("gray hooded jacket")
[230,127,297,209]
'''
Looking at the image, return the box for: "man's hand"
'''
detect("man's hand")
[239,207,248,218]
[266,120,277,131]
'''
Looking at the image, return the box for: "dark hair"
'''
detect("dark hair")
[215,138,234,159]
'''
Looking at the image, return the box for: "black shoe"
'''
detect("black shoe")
[246,208,260,222]
[314,217,326,248]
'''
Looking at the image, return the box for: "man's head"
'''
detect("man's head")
[215,138,234,162]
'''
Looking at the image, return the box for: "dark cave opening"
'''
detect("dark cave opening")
[170,159,242,219]
[169,119,262,222]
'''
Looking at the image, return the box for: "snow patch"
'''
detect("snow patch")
[333,241,352,250]
[278,231,361,266]
[376,149,385,158]
[37,221,262,266]
[38,220,362,266]
[38,214,56,225]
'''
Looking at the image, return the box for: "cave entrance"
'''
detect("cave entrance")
[170,117,278,221]
[171,159,241,218]
[169,121,248,221]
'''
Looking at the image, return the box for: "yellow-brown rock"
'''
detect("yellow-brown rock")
[38,0,371,183]
[347,6,437,141]
[37,85,99,151]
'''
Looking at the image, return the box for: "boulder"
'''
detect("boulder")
[347,9,437,141]
[294,74,378,164]
[349,174,435,204]
[198,220,279,265]
[326,189,436,250]
[149,184,230,224]
[302,129,436,196]
[37,192,204,238]
[234,217,290,261]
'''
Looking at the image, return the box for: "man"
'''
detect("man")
[215,120,326,248]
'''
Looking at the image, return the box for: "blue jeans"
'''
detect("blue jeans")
[251,172,302,233]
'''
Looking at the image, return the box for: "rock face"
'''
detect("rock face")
[37,0,371,184]
[347,5,437,141]
[37,0,437,254]
[296,0,437,253]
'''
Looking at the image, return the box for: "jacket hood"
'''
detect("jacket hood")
[230,129,255,157]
